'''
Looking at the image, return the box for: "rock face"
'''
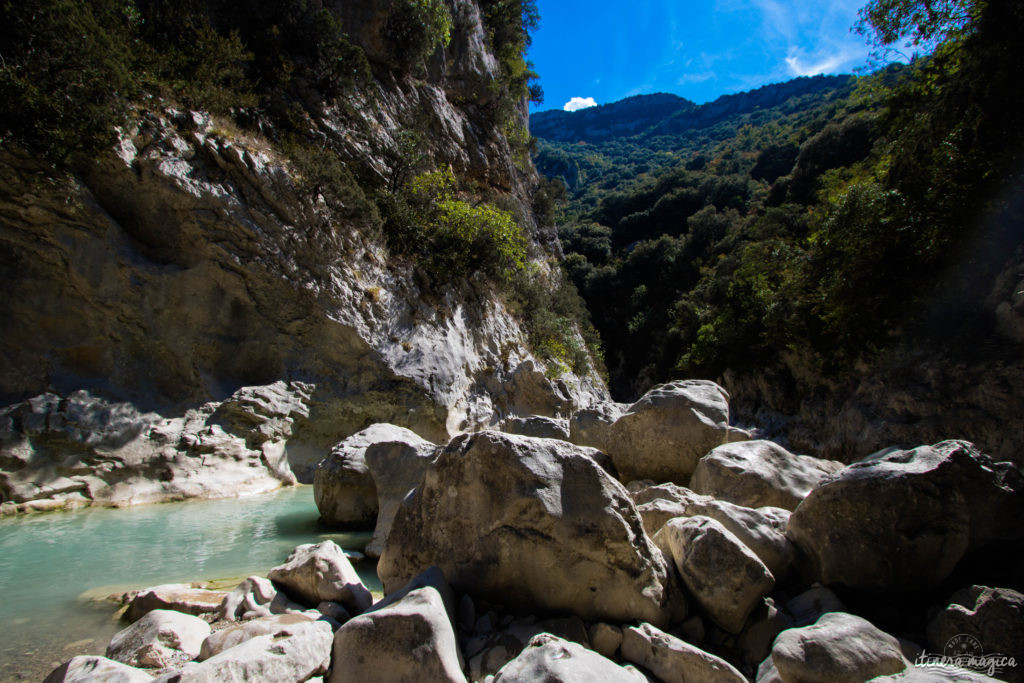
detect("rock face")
[216,576,307,621]
[493,633,644,682]
[631,482,794,579]
[690,439,843,511]
[378,431,674,625]
[655,516,775,633]
[771,612,907,683]
[0,0,609,512]
[199,613,315,661]
[363,435,438,558]
[313,424,428,528]
[787,440,1024,590]
[125,584,227,623]
[568,402,627,450]
[154,619,333,682]
[620,622,747,683]
[267,541,372,614]
[607,380,749,484]
[927,585,1024,673]
[106,609,211,668]
[44,656,154,683]
[0,388,304,511]
[330,585,466,683]
[499,415,571,441]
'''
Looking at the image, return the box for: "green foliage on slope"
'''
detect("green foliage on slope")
[536,0,1024,398]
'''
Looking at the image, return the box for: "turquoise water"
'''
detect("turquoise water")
[0,486,377,681]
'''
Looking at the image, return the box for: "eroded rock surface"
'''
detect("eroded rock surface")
[690,439,842,511]
[267,541,372,614]
[607,380,749,484]
[787,440,1024,590]
[378,431,674,625]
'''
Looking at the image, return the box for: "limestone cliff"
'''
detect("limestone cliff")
[0,0,607,511]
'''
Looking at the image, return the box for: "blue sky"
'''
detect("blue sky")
[528,0,873,112]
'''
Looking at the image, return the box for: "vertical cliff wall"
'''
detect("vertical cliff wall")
[0,0,608,510]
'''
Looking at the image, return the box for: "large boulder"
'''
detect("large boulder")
[153,620,333,682]
[632,482,794,579]
[45,656,154,683]
[363,437,438,558]
[493,633,645,682]
[607,380,748,484]
[313,424,426,528]
[927,585,1024,680]
[787,440,1024,591]
[268,541,372,613]
[378,431,675,626]
[771,612,907,683]
[330,585,466,683]
[690,440,842,511]
[124,584,227,623]
[568,402,627,450]
[621,622,747,683]
[500,415,571,441]
[199,613,315,660]
[655,516,775,633]
[106,609,211,669]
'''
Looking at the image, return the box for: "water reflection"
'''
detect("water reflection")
[0,486,377,681]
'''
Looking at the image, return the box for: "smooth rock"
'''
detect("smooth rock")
[44,656,154,682]
[155,619,332,682]
[377,431,674,625]
[268,541,372,613]
[107,609,211,669]
[125,584,226,623]
[771,612,907,683]
[499,415,570,441]
[588,623,623,659]
[216,576,308,621]
[621,622,747,683]
[313,424,423,529]
[606,380,748,484]
[568,402,627,450]
[927,585,1024,675]
[329,586,466,683]
[493,633,644,682]
[655,515,774,633]
[690,439,842,511]
[787,440,1021,590]
[363,435,437,558]
[198,613,314,660]
[632,482,794,579]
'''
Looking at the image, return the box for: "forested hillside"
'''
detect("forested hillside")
[533,0,1024,460]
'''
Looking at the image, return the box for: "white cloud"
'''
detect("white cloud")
[563,96,598,112]
[785,45,863,76]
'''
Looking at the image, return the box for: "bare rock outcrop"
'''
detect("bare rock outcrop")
[787,440,1024,590]
[606,380,749,484]
[690,439,842,511]
[770,612,908,683]
[313,423,428,529]
[267,541,372,614]
[377,431,675,625]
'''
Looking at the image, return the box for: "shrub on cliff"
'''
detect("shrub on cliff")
[383,168,527,283]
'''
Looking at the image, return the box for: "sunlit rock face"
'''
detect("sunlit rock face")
[0,0,608,509]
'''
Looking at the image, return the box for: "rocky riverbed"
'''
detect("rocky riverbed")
[41,379,1024,682]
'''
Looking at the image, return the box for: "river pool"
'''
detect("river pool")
[0,486,377,682]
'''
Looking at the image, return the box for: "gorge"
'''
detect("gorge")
[1,0,1023,681]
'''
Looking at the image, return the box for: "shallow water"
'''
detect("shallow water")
[0,486,377,681]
